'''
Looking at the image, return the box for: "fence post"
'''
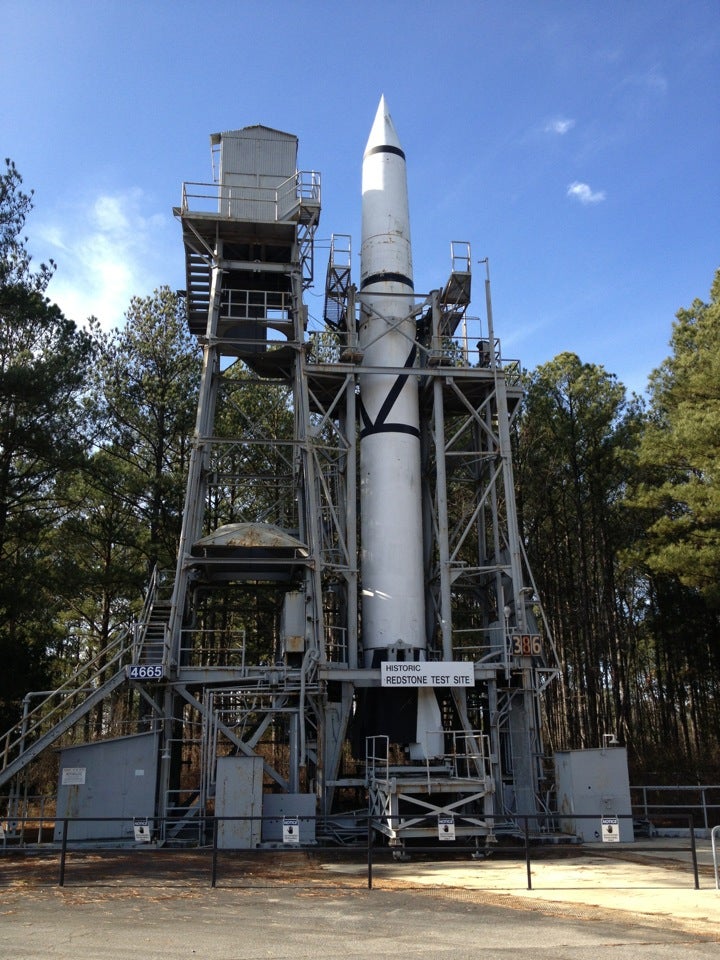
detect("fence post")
[211,817,218,888]
[688,814,699,890]
[700,788,709,834]
[524,815,532,890]
[367,817,373,890]
[58,819,68,887]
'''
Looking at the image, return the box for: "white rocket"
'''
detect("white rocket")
[359,96,426,670]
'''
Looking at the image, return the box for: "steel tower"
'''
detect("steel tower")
[0,115,559,849]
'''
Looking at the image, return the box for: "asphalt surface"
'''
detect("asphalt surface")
[1,840,718,959]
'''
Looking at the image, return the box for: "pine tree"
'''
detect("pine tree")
[631,269,720,605]
[0,160,95,728]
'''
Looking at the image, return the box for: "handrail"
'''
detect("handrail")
[0,571,171,779]
[0,626,135,777]
[712,824,720,890]
[0,811,703,893]
[180,171,321,220]
[632,783,720,834]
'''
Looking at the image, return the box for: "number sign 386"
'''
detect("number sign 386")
[510,634,542,657]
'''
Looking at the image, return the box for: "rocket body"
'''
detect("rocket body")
[359,97,426,667]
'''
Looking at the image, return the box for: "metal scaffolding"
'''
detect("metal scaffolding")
[0,125,559,849]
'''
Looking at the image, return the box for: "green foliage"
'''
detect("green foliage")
[0,161,95,726]
[0,159,55,291]
[628,270,720,606]
[88,287,200,570]
[515,352,644,750]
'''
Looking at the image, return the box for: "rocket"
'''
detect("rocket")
[359,96,426,670]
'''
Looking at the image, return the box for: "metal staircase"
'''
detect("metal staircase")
[0,630,133,793]
[185,250,212,335]
[0,569,167,795]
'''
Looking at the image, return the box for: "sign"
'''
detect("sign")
[283,816,300,844]
[601,816,620,843]
[509,635,542,658]
[61,767,86,786]
[127,664,164,680]
[381,662,474,687]
[438,815,455,841]
[133,817,152,843]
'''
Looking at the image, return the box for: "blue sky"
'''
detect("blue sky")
[3,0,718,396]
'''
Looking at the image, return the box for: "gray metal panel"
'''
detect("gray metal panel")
[262,793,316,843]
[215,755,263,848]
[555,748,634,842]
[219,127,297,181]
[54,732,159,842]
[214,127,299,220]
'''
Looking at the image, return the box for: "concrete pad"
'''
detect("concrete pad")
[323,841,720,935]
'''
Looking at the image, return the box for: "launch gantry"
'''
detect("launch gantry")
[0,112,559,849]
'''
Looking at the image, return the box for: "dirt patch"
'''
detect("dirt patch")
[1,846,717,942]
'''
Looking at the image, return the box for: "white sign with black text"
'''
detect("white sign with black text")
[133,817,151,843]
[61,767,86,786]
[601,816,620,842]
[283,816,300,844]
[438,815,456,841]
[381,662,474,687]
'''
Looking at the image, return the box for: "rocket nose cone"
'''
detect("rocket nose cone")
[365,95,402,155]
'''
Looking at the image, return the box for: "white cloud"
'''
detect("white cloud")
[566,181,606,205]
[545,117,575,135]
[619,66,668,97]
[35,188,178,330]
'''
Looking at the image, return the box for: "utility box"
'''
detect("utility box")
[555,747,634,842]
[215,756,264,849]
[54,732,158,842]
[280,591,306,655]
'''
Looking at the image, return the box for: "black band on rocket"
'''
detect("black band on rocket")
[360,271,414,290]
[359,345,420,440]
[364,144,406,160]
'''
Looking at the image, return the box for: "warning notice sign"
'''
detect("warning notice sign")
[601,816,620,842]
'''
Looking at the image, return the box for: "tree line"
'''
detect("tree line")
[1,160,718,781]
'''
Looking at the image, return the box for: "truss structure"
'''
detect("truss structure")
[1,135,559,849]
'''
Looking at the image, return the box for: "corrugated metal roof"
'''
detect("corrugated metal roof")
[194,522,307,551]
[211,124,298,143]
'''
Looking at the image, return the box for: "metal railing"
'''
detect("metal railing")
[1,627,135,781]
[180,171,320,222]
[219,288,293,327]
[365,731,491,785]
[178,629,248,669]
[0,811,701,892]
[632,784,720,833]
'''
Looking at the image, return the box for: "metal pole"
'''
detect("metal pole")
[367,817,373,890]
[432,307,453,661]
[345,372,358,670]
[711,825,720,890]
[58,819,68,887]
[688,814,699,890]
[524,815,532,890]
[211,817,218,888]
